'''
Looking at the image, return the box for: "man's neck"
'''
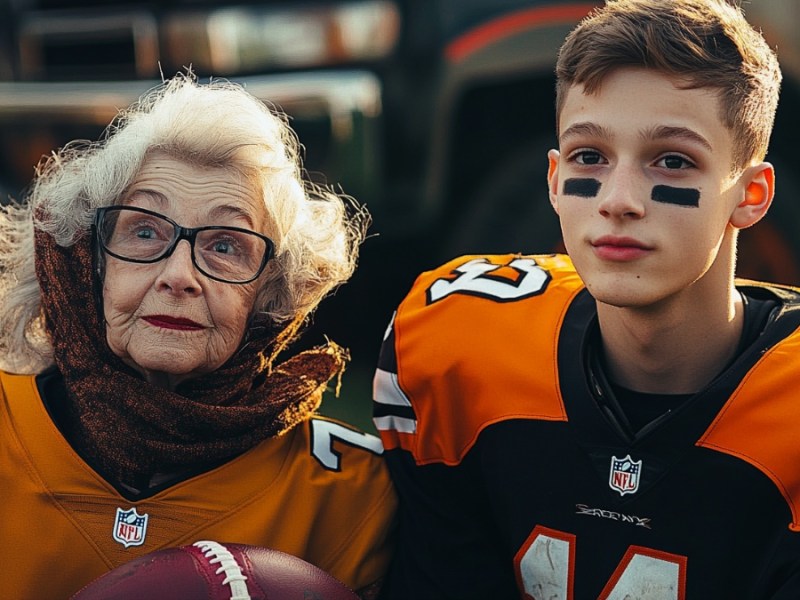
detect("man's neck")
[596,282,743,395]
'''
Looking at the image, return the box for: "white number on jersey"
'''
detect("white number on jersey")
[428,258,550,303]
[310,419,384,471]
[515,525,687,599]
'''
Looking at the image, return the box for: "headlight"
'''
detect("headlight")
[163,1,401,73]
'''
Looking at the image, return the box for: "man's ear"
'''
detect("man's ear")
[547,149,560,214]
[730,162,774,229]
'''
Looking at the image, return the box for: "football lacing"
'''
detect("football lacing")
[193,540,251,600]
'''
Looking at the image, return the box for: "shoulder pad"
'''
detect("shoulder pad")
[375,254,583,465]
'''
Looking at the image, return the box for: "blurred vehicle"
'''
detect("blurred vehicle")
[1,0,799,364]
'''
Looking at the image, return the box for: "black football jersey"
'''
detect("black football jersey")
[373,253,800,599]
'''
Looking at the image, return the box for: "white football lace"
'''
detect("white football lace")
[193,540,251,600]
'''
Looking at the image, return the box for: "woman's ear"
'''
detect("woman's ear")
[547,149,560,214]
[730,162,774,229]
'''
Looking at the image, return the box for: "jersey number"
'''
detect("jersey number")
[310,419,384,471]
[427,258,550,303]
[514,526,687,600]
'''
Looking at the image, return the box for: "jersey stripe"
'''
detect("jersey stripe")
[373,367,417,434]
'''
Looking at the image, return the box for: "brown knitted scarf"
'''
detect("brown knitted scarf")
[34,226,346,489]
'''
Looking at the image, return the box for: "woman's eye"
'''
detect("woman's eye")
[134,226,157,240]
[658,155,694,169]
[207,235,243,256]
[212,240,234,254]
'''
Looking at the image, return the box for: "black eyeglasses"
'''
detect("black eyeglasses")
[94,205,275,284]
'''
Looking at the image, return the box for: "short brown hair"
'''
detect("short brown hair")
[555,0,782,169]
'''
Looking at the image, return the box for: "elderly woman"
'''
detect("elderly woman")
[0,74,395,599]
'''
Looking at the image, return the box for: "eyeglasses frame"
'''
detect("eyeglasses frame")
[93,205,275,285]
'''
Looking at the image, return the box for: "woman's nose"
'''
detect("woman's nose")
[155,239,203,295]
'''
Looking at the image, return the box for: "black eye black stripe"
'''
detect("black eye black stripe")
[651,185,700,207]
[563,179,700,208]
[563,178,601,197]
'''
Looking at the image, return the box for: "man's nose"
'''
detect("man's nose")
[596,165,647,219]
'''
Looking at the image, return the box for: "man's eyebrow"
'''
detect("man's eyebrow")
[642,125,713,152]
[559,122,612,144]
[559,123,714,154]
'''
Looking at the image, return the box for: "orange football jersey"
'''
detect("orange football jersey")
[374,253,800,599]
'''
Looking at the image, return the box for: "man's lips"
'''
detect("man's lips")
[591,235,652,261]
[143,315,205,330]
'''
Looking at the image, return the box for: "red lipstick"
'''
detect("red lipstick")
[143,315,205,331]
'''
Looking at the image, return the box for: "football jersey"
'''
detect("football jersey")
[373,253,800,599]
[0,369,396,599]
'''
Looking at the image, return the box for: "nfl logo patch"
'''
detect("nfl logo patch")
[609,454,642,496]
[112,507,149,548]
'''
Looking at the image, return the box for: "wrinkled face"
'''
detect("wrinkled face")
[102,152,268,389]
[548,68,750,308]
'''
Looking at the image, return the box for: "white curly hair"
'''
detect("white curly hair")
[0,73,368,374]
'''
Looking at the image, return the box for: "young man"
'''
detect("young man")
[373,0,800,597]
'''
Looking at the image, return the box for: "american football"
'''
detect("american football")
[70,540,360,599]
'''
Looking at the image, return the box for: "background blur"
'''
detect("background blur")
[1,0,798,431]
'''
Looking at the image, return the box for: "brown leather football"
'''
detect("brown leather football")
[70,540,360,599]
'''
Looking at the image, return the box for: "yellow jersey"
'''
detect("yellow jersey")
[0,370,396,599]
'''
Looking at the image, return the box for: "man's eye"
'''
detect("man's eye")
[576,151,603,165]
[658,155,694,169]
